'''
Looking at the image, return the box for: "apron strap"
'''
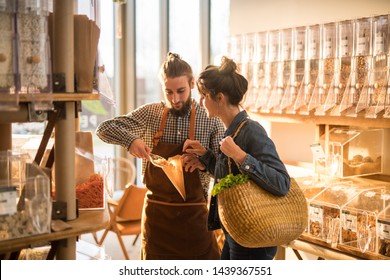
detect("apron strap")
[189,101,195,140]
[153,107,170,147]
[153,101,196,147]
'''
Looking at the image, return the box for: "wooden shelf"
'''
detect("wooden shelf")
[0,93,101,104]
[0,209,109,254]
[248,111,390,129]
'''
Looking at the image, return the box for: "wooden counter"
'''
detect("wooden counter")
[276,234,390,260]
[0,209,109,255]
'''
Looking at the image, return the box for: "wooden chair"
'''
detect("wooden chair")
[97,184,147,259]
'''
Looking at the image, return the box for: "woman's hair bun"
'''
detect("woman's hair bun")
[219,56,237,75]
[167,52,181,60]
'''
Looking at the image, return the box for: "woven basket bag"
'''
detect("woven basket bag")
[217,120,308,248]
[218,177,308,248]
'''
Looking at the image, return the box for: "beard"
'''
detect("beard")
[169,97,192,117]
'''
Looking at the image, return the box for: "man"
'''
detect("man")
[96,52,224,259]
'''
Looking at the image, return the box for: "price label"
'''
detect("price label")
[0,186,17,216]
[310,143,325,159]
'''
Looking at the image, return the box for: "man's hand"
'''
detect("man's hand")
[128,138,152,160]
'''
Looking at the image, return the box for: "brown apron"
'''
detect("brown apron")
[140,102,220,260]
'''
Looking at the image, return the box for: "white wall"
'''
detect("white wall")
[230,0,390,35]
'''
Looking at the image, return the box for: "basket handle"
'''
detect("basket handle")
[228,120,248,174]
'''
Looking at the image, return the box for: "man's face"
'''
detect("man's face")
[163,75,194,116]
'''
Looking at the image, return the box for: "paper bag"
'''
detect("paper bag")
[74,15,100,92]
[162,155,186,201]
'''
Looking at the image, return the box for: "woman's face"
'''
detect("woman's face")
[163,75,193,112]
[199,90,219,118]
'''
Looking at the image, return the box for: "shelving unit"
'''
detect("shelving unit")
[0,1,107,260]
[251,110,390,260]
[248,112,390,129]
[0,93,108,260]
[0,210,109,259]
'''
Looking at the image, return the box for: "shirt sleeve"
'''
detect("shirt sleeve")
[199,117,224,176]
[95,104,153,151]
[236,121,290,197]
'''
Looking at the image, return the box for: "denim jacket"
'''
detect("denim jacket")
[200,110,290,230]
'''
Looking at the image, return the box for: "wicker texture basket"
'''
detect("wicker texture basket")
[218,177,308,248]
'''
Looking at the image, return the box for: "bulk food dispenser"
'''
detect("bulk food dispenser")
[342,17,372,117]
[377,204,390,257]
[241,33,256,110]
[268,28,293,113]
[316,127,383,178]
[330,20,354,116]
[314,22,338,115]
[0,151,51,241]
[340,187,390,254]
[257,29,281,113]
[293,25,320,115]
[16,0,53,111]
[307,181,370,246]
[284,26,307,114]
[294,175,337,234]
[0,0,18,110]
[247,31,268,112]
[363,14,389,118]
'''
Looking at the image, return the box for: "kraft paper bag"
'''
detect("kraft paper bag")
[74,15,100,92]
[162,155,186,201]
[75,131,95,185]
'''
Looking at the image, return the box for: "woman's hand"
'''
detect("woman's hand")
[219,136,247,165]
[181,153,205,172]
[182,139,207,156]
[182,139,207,172]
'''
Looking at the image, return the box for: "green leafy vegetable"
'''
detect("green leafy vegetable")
[211,173,249,196]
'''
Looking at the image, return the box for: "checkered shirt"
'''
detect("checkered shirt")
[96,99,225,196]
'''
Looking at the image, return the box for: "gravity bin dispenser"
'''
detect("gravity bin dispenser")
[314,127,384,178]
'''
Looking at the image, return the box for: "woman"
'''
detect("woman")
[182,56,290,260]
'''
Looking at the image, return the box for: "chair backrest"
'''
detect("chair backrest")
[106,157,136,195]
[116,184,147,221]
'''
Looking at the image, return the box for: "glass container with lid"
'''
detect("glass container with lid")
[377,204,390,257]
[257,29,281,112]
[317,127,383,178]
[340,186,390,253]
[330,20,354,116]
[0,0,18,110]
[308,181,369,246]
[16,0,53,110]
[0,157,51,241]
[248,31,268,112]
[315,22,338,115]
[295,175,337,234]
[299,24,321,115]
[285,26,306,114]
[342,17,372,117]
[364,14,389,118]
[269,28,293,113]
[241,33,256,110]
[227,35,241,63]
